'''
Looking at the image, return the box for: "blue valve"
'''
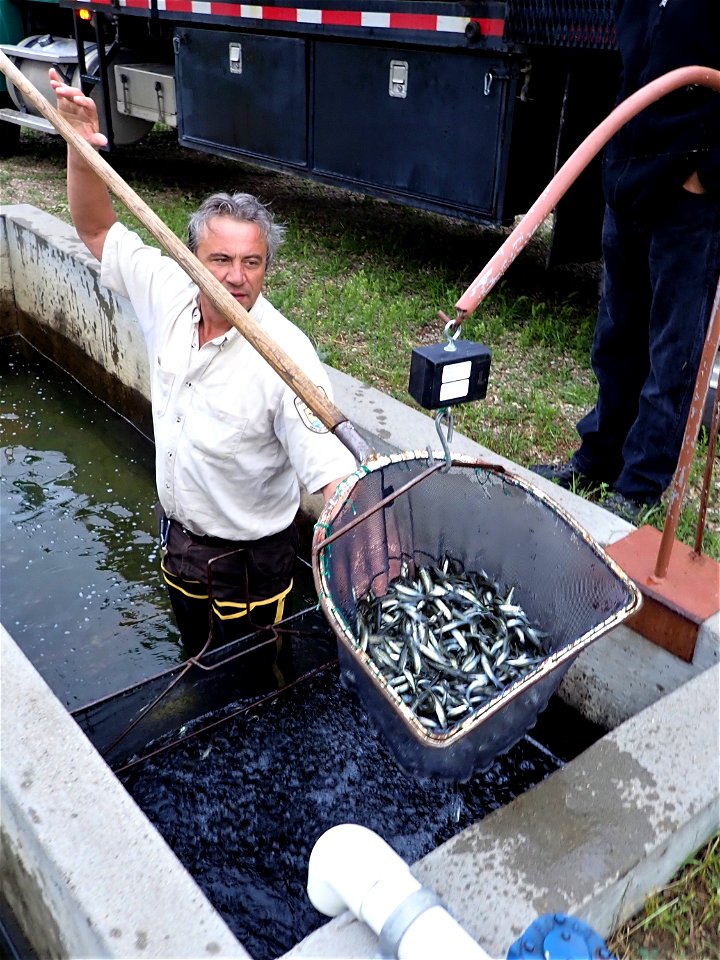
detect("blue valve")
[507,912,615,960]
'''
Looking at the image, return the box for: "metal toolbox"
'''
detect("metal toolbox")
[114,63,177,126]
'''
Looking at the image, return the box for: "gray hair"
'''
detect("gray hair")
[187,192,286,265]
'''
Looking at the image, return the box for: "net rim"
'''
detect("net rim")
[311,452,642,747]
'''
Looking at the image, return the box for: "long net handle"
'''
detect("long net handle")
[0,49,375,462]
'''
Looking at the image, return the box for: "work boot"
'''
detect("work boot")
[530,461,602,495]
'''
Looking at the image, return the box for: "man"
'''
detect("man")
[50,69,356,658]
[533,0,720,522]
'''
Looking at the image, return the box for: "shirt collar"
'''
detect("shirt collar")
[190,290,267,339]
[191,291,268,345]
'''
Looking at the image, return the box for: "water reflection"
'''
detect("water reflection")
[1,337,182,707]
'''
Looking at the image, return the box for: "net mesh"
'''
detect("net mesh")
[314,453,640,779]
[72,605,337,771]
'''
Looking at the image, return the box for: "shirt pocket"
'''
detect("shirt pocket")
[187,390,249,460]
[153,366,176,419]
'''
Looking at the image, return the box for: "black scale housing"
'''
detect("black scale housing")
[408,340,491,409]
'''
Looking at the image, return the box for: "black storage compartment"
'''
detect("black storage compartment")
[313,42,519,218]
[176,28,307,166]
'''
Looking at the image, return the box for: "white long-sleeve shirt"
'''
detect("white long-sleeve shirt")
[101,222,356,540]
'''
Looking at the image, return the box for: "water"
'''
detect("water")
[123,665,588,960]
[1,336,182,707]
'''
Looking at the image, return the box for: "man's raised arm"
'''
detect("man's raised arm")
[49,68,117,262]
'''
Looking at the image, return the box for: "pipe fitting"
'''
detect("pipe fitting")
[307,824,491,959]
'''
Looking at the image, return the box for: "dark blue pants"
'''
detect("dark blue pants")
[572,190,720,504]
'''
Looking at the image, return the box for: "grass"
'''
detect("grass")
[3,128,719,955]
[609,834,720,960]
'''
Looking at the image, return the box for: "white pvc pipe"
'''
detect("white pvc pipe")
[307,824,491,960]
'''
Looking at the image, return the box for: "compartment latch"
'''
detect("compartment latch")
[388,60,408,99]
[229,42,242,75]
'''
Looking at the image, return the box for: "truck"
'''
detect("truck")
[0,0,621,263]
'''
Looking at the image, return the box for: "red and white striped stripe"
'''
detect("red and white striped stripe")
[77,0,504,36]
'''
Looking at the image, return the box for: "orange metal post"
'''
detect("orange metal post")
[651,280,720,581]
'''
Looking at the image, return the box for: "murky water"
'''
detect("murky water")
[1,336,182,707]
[123,665,591,960]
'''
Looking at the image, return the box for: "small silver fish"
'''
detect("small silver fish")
[354,554,551,734]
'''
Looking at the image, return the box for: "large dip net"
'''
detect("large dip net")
[313,451,641,781]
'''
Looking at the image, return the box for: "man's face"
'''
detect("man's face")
[196,215,268,315]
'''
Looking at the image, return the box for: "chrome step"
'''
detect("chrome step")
[0,108,57,134]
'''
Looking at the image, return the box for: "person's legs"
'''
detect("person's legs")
[612,191,720,504]
[165,578,213,654]
[531,204,652,492]
[573,204,653,484]
[208,526,298,685]
[208,525,297,637]
[159,520,297,670]
[160,522,214,655]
